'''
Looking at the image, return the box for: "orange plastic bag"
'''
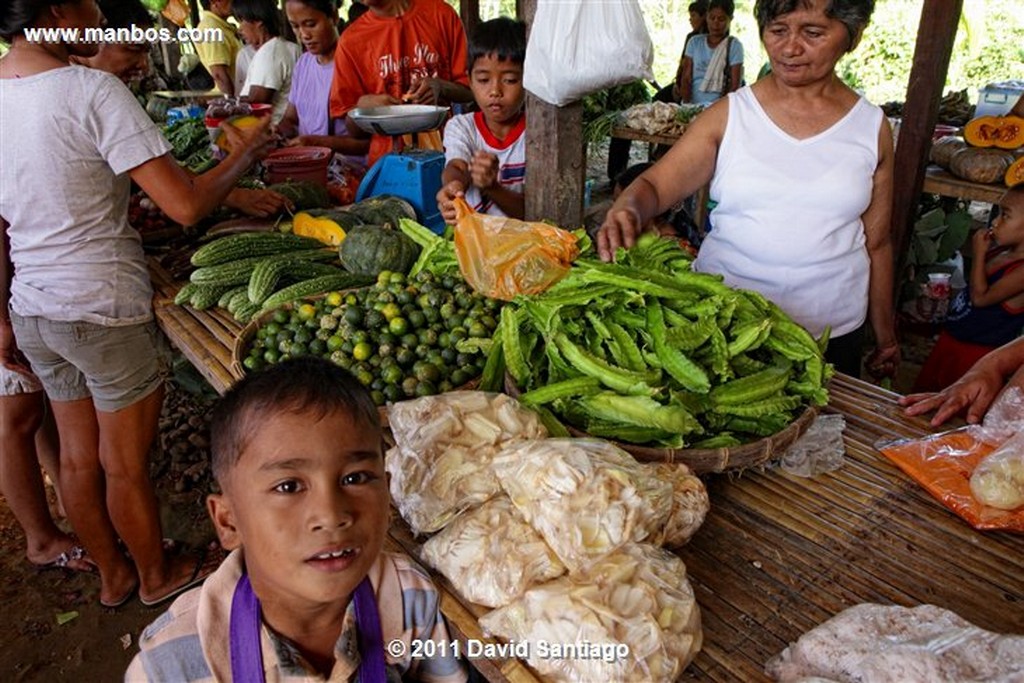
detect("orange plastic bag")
[877,429,1024,532]
[452,197,579,301]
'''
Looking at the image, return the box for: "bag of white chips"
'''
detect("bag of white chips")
[649,463,710,548]
[420,496,566,608]
[490,438,672,572]
[386,392,546,534]
[479,543,703,682]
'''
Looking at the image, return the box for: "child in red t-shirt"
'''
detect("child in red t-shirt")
[329,0,473,165]
[914,186,1024,392]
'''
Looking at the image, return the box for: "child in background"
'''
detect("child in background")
[234,0,302,123]
[279,0,370,170]
[914,186,1024,392]
[436,17,527,222]
[126,357,467,682]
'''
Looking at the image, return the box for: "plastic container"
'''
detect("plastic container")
[262,146,332,187]
[974,81,1024,120]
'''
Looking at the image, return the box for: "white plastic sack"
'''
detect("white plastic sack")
[523,0,654,107]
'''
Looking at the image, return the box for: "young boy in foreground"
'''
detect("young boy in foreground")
[126,357,467,682]
[436,17,528,222]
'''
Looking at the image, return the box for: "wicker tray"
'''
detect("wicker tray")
[231,295,481,424]
[504,373,818,474]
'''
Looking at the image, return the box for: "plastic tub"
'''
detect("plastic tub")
[263,146,333,186]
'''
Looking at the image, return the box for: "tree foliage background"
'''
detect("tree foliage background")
[458,0,1024,107]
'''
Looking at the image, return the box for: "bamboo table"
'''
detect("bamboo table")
[148,262,1024,681]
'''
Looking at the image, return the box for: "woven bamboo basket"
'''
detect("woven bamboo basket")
[504,373,817,474]
[231,294,481,425]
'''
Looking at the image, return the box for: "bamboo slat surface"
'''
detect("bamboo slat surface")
[149,258,242,395]
[146,261,1024,681]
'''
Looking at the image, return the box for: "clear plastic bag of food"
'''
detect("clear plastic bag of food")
[766,603,1024,683]
[967,386,1024,446]
[420,496,565,608]
[970,429,1024,511]
[779,414,847,478]
[649,463,710,548]
[453,198,579,301]
[479,543,703,683]
[386,391,546,535]
[490,438,672,572]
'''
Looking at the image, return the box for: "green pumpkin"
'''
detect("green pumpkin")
[339,223,422,276]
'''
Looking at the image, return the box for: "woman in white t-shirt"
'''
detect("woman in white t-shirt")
[598,0,899,380]
[1,0,272,609]
[234,0,301,123]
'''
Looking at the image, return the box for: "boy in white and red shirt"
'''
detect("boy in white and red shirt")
[436,17,527,221]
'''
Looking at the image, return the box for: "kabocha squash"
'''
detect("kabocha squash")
[948,148,1015,185]
[963,115,1024,150]
[339,223,422,277]
[1008,156,1024,188]
[929,135,968,168]
[346,195,418,226]
[292,209,365,246]
[266,181,331,210]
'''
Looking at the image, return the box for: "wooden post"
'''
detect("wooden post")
[460,0,480,36]
[891,0,963,271]
[520,0,586,227]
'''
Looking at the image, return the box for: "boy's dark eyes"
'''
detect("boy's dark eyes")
[342,471,379,486]
[274,480,302,494]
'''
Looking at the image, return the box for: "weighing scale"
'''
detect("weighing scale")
[349,105,449,234]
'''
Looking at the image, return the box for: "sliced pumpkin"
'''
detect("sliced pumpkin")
[215,114,263,153]
[963,115,1024,150]
[293,209,363,246]
[1007,156,1024,188]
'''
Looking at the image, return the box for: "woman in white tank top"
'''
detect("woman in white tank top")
[597,0,899,380]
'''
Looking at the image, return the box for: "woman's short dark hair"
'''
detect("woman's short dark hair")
[468,17,527,70]
[232,0,283,37]
[754,0,874,51]
[707,0,735,18]
[688,1,708,15]
[210,357,380,485]
[1,0,64,40]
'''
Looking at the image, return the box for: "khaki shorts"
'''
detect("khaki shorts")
[0,364,44,396]
[10,313,169,412]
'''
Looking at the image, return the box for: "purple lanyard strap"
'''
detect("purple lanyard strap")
[230,574,388,683]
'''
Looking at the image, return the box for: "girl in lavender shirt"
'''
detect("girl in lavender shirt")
[279,0,369,170]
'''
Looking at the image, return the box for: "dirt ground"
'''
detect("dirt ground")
[0,365,219,682]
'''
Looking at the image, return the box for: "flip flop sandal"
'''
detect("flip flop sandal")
[100,579,140,609]
[32,544,97,574]
[139,547,218,608]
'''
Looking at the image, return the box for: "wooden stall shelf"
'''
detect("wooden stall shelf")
[921,164,1006,204]
[610,125,684,147]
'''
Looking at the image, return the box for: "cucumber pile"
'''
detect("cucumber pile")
[500,235,832,449]
[175,232,371,323]
[242,270,503,406]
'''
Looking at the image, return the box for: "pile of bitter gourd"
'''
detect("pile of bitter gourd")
[496,235,832,449]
